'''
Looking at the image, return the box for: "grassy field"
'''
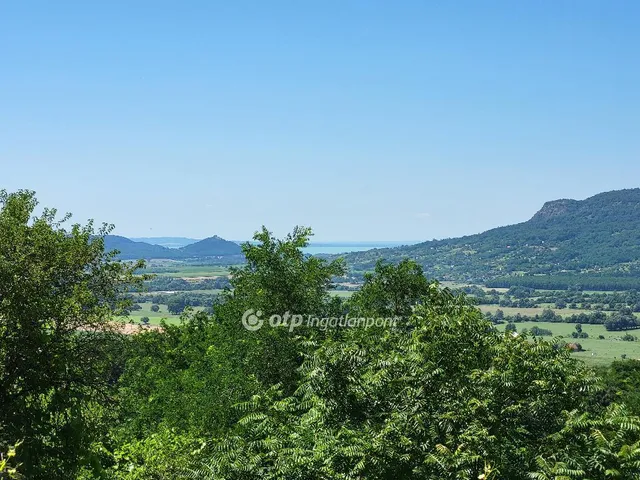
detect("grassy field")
[122,302,200,326]
[330,290,355,298]
[494,321,640,366]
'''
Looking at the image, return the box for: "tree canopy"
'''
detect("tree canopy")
[2,191,640,479]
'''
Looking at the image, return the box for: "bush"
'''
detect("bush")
[530,326,553,336]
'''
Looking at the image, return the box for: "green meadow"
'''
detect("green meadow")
[495,321,640,366]
[121,302,202,326]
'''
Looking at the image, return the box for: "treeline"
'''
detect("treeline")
[130,291,220,312]
[486,274,640,291]
[489,307,640,331]
[465,284,640,312]
[136,275,231,292]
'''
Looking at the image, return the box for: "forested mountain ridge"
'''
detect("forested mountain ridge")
[340,188,640,282]
[103,234,241,259]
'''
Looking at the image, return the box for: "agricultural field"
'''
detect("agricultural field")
[494,321,640,366]
[121,302,203,326]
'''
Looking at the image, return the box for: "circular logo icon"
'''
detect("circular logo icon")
[242,309,263,331]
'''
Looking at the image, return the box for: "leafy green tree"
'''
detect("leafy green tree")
[199,282,603,479]
[214,226,345,391]
[150,304,160,312]
[531,404,640,479]
[530,325,553,336]
[167,296,188,315]
[605,308,639,331]
[108,311,258,479]
[106,228,346,478]
[348,259,432,320]
[0,190,142,479]
[0,442,22,479]
[599,359,640,415]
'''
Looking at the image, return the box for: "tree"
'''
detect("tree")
[0,442,21,479]
[599,359,640,415]
[150,304,160,312]
[167,296,188,315]
[0,190,142,479]
[530,326,553,336]
[199,283,604,479]
[605,308,638,331]
[215,226,345,392]
[111,311,260,474]
[531,405,640,479]
[348,259,432,320]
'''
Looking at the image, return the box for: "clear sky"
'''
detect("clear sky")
[2,1,639,241]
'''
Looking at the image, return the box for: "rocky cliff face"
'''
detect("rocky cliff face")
[530,198,579,221]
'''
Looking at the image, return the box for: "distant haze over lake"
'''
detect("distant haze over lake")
[131,237,418,254]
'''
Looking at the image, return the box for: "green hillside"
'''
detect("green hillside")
[341,189,640,283]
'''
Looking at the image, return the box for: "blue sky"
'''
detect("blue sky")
[2,1,639,241]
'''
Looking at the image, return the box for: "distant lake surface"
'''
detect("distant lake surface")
[301,242,416,255]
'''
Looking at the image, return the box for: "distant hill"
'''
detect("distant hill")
[179,235,242,257]
[103,235,242,260]
[129,237,199,248]
[340,189,640,283]
[103,235,181,260]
